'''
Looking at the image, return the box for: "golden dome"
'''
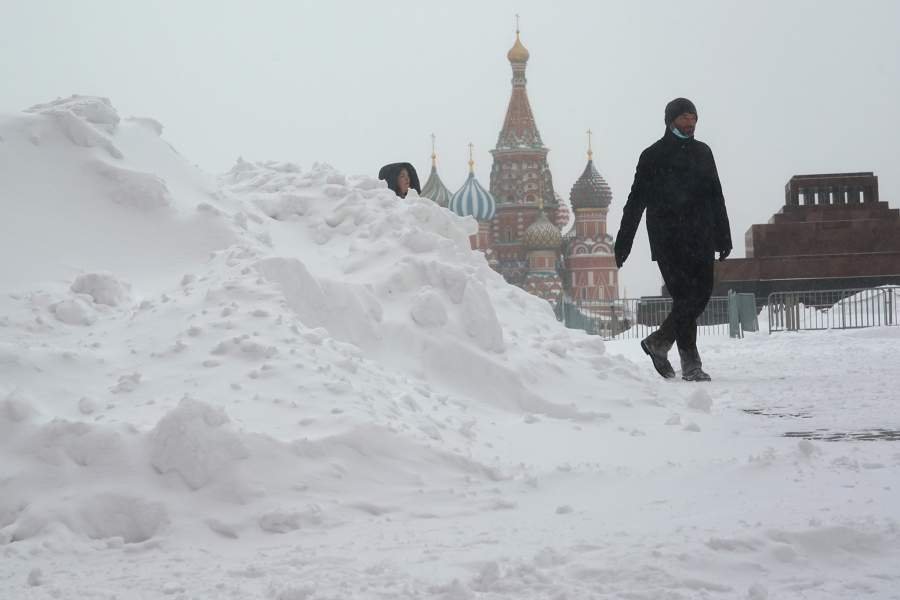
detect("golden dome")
[507,32,530,63]
[523,210,562,250]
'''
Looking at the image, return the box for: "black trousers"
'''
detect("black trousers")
[653,254,714,352]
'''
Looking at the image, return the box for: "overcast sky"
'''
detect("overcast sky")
[3,0,898,296]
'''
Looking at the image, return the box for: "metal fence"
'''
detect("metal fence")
[561,295,733,340]
[768,286,900,333]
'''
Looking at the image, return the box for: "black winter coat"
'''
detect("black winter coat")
[615,129,732,263]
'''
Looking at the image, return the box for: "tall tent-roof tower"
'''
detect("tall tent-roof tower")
[487,21,563,288]
[420,134,452,208]
[489,22,557,210]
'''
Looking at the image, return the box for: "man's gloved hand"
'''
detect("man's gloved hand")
[614,245,629,269]
[718,248,731,262]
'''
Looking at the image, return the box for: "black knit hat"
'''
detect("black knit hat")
[664,97,698,125]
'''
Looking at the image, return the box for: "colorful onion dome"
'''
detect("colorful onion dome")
[449,144,496,221]
[422,166,452,208]
[421,135,452,208]
[570,131,613,209]
[523,209,562,250]
[570,159,612,210]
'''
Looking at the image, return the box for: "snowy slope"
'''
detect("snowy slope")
[1,97,899,600]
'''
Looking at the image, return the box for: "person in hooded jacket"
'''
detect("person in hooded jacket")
[378,162,421,199]
[614,98,732,382]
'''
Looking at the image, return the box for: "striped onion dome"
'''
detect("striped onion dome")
[523,210,562,250]
[421,165,452,208]
[450,172,496,221]
[570,159,613,210]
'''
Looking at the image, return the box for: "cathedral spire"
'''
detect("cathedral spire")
[507,16,530,64]
[587,129,593,160]
[430,133,437,167]
[496,27,542,151]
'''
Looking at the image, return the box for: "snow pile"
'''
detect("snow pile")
[0,95,239,291]
[1,96,630,548]
[149,397,250,491]
[26,95,123,158]
[2,97,898,599]
[27,95,121,133]
[219,158,613,419]
[70,272,132,306]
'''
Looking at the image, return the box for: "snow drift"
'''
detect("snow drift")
[0,95,641,548]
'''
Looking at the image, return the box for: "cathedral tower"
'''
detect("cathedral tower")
[522,198,564,305]
[489,27,562,286]
[565,131,619,302]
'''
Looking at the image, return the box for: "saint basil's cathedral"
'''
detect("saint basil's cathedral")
[420,30,620,307]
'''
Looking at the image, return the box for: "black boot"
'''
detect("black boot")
[641,333,676,379]
[679,348,711,382]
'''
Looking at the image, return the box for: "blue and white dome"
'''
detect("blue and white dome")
[450,172,496,221]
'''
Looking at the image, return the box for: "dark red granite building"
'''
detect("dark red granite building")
[714,172,900,298]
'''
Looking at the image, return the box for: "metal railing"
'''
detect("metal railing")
[561,295,733,340]
[768,286,899,333]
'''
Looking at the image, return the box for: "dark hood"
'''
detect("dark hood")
[378,162,421,197]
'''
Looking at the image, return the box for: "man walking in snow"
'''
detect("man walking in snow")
[614,98,732,382]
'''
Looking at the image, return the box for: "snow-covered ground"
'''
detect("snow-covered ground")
[1,97,899,600]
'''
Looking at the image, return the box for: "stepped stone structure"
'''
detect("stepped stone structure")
[714,172,900,297]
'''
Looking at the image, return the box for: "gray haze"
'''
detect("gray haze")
[3,0,898,296]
